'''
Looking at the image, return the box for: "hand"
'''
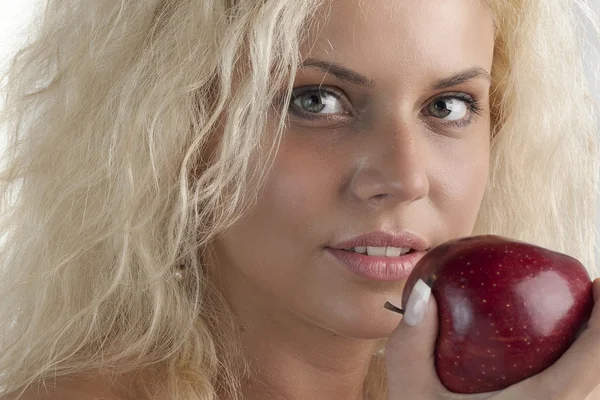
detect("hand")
[385,278,600,400]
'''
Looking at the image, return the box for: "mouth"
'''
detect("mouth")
[339,246,418,257]
[326,230,430,282]
[329,230,430,253]
[325,247,427,282]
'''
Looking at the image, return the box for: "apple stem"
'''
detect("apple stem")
[384,301,405,315]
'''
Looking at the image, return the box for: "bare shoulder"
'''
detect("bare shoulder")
[0,373,142,400]
[587,384,600,400]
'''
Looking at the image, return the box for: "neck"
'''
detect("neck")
[218,276,381,400]
[240,312,377,400]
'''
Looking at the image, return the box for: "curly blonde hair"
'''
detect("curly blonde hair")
[0,0,597,399]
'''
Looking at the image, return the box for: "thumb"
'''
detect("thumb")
[384,280,446,398]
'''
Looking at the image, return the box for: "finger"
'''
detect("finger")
[521,278,600,399]
[589,277,600,328]
[384,279,447,398]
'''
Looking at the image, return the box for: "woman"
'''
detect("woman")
[0,0,598,399]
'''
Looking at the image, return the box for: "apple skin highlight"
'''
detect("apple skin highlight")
[401,235,594,394]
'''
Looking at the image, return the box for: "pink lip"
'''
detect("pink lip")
[326,231,430,282]
[330,231,429,251]
[326,248,426,282]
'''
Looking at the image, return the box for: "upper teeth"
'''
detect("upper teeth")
[347,246,411,257]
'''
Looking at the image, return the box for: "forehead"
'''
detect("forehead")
[302,0,494,88]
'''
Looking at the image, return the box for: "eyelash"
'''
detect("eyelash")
[430,93,484,128]
[289,86,349,121]
[288,86,483,127]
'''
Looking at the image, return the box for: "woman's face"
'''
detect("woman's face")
[214,0,495,338]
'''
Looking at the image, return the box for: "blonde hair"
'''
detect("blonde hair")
[0,0,597,399]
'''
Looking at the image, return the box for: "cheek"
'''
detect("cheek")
[212,136,347,312]
[218,135,338,271]
[257,134,341,218]
[430,136,490,236]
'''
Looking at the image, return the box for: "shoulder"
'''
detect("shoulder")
[587,384,600,400]
[0,373,142,400]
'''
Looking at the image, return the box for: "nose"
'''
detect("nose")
[349,122,429,206]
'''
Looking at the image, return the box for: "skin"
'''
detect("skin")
[6,0,600,399]
[212,0,493,398]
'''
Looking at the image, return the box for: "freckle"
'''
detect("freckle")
[461,285,465,288]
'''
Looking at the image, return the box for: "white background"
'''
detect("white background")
[1,0,600,267]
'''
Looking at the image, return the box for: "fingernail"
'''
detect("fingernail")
[402,279,431,326]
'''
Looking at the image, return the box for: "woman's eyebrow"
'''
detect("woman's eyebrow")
[430,68,492,90]
[300,59,491,92]
[299,58,376,88]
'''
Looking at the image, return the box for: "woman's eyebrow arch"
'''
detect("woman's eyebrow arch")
[299,58,376,88]
[430,67,492,90]
[298,59,490,91]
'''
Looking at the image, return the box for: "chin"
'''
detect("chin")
[337,318,399,340]
[306,302,402,340]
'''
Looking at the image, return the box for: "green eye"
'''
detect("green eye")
[299,93,326,113]
[292,89,344,114]
[427,98,469,120]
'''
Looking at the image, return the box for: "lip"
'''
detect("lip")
[329,231,430,251]
[326,231,430,282]
[326,248,427,282]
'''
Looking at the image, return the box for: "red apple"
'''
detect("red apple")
[401,235,594,394]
